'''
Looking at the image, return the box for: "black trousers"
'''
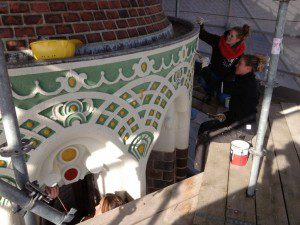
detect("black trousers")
[194,118,256,172]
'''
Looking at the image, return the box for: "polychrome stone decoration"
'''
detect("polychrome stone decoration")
[0,34,198,188]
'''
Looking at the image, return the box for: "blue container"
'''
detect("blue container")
[218,93,231,108]
[191,108,198,120]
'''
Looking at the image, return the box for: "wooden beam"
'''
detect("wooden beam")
[280,102,300,159]
[255,124,289,225]
[268,103,300,225]
[226,155,256,225]
[193,142,230,225]
[78,173,203,225]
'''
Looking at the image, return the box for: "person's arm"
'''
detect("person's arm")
[196,17,220,47]
[45,185,59,199]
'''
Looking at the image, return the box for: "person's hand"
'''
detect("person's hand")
[214,113,226,122]
[45,185,59,199]
[196,17,205,26]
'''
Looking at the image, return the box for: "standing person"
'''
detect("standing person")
[192,54,268,173]
[195,17,251,102]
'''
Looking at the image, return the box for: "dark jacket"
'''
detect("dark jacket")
[225,72,259,122]
[199,26,242,81]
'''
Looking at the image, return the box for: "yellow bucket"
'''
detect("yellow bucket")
[30,39,83,60]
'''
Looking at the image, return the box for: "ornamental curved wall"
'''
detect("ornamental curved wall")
[0,18,198,225]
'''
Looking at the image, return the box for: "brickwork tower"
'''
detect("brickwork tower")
[0,0,173,60]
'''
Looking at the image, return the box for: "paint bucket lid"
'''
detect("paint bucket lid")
[231,140,250,155]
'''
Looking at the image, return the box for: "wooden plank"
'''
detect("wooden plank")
[192,97,217,115]
[78,173,203,225]
[268,103,300,225]
[280,102,300,159]
[225,154,256,225]
[193,142,230,225]
[255,125,289,225]
[135,196,198,225]
[193,90,205,101]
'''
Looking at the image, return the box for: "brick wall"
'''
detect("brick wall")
[175,148,188,182]
[146,148,188,194]
[146,150,176,194]
[0,0,171,54]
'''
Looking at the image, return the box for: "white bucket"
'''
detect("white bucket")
[230,140,251,166]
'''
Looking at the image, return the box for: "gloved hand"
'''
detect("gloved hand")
[196,17,205,26]
[45,185,59,199]
[214,113,226,122]
[195,50,210,68]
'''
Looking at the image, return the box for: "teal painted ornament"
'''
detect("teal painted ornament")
[128,132,154,160]
[52,99,94,127]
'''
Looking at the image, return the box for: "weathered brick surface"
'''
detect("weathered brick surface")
[36,26,55,36]
[0,28,13,38]
[15,27,35,37]
[0,0,170,53]
[30,3,50,13]
[83,1,98,10]
[89,22,104,31]
[49,2,67,12]
[115,30,129,39]
[10,3,30,14]
[102,31,116,41]
[86,33,102,43]
[146,150,176,194]
[56,25,73,34]
[80,12,94,21]
[44,14,62,24]
[127,28,139,37]
[24,15,43,25]
[73,23,90,33]
[175,148,188,182]
[2,15,22,25]
[63,13,80,22]
[67,2,83,11]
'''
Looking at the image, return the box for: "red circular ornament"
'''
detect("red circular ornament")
[64,168,78,181]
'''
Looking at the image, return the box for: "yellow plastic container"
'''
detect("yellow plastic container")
[30,39,83,60]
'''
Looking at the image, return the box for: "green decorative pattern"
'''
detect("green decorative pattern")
[128,132,154,160]
[2,36,198,161]
[20,119,40,131]
[38,127,55,138]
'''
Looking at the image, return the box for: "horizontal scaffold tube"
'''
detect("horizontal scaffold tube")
[0,179,71,225]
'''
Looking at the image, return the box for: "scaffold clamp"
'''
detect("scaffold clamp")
[0,139,34,157]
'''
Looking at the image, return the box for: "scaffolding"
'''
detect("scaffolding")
[168,0,295,195]
[165,0,299,84]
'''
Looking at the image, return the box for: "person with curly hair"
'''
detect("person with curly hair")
[195,17,251,103]
[192,54,268,173]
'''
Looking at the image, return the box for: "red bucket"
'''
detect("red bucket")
[230,140,250,166]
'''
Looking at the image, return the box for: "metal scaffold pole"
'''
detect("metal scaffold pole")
[0,179,74,225]
[247,0,291,196]
[175,0,180,17]
[0,41,76,224]
[0,41,37,225]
